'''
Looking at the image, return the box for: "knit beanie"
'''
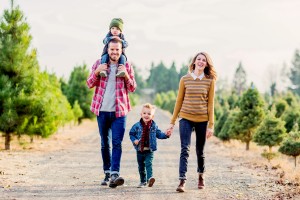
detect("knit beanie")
[109,18,123,32]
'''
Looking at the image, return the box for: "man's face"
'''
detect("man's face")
[108,42,122,62]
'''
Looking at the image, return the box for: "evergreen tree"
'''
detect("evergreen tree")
[0,2,74,149]
[168,62,179,91]
[231,85,265,150]
[72,100,83,125]
[279,124,300,167]
[289,49,300,95]
[232,62,247,96]
[274,99,288,118]
[253,111,287,161]
[132,64,145,95]
[65,64,94,121]
[218,109,239,142]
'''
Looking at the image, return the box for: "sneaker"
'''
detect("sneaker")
[109,174,124,188]
[137,182,147,188]
[176,180,186,192]
[101,173,110,186]
[116,70,125,77]
[148,177,155,187]
[99,71,107,77]
[198,174,205,189]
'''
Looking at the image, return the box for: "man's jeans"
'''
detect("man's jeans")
[136,150,154,183]
[179,118,207,180]
[97,112,126,175]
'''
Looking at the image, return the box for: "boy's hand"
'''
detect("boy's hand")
[134,140,139,145]
[166,128,172,137]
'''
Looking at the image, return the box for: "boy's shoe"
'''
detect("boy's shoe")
[101,173,110,186]
[198,174,205,189]
[116,70,125,77]
[176,180,186,192]
[99,71,107,77]
[137,182,147,188]
[148,177,155,187]
[109,174,124,188]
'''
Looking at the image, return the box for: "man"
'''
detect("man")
[86,38,137,188]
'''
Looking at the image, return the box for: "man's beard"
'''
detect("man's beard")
[109,55,119,62]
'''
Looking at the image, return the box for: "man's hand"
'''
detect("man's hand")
[95,63,108,76]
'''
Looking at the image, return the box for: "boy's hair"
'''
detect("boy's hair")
[142,103,156,113]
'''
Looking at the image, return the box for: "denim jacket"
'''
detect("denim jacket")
[129,120,168,152]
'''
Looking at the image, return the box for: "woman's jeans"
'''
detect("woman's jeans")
[179,118,207,180]
[136,150,154,183]
[97,112,126,175]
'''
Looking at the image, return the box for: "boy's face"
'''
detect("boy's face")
[141,107,155,123]
[110,27,121,36]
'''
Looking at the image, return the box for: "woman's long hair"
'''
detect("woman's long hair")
[188,52,217,80]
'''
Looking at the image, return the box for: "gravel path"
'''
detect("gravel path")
[0,106,299,200]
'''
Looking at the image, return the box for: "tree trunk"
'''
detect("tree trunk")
[269,146,272,153]
[294,156,297,168]
[246,141,250,150]
[5,133,11,150]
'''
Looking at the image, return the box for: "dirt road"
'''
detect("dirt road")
[0,106,299,200]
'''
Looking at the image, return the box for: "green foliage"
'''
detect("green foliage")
[147,61,180,93]
[72,100,83,125]
[253,111,287,149]
[230,85,265,150]
[274,99,288,118]
[261,150,278,162]
[279,124,300,167]
[0,2,74,149]
[129,93,139,107]
[289,49,300,95]
[154,90,177,113]
[232,62,247,96]
[63,64,94,119]
[217,109,239,141]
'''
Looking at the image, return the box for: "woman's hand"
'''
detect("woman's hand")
[206,128,214,139]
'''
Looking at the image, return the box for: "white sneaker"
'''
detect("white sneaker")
[116,70,125,77]
[137,182,147,188]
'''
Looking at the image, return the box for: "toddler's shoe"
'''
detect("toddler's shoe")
[148,177,155,187]
[99,71,107,77]
[116,70,125,77]
[137,182,147,188]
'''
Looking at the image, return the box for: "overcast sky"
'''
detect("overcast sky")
[1,0,300,92]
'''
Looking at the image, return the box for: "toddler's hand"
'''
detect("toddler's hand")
[134,140,139,145]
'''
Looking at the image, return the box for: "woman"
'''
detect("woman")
[168,52,217,192]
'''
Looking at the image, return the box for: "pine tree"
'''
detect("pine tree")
[64,64,94,122]
[0,1,39,149]
[232,62,247,96]
[231,84,265,150]
[279,124,300,167]
[289,49,300,95]
[253,111,287,162]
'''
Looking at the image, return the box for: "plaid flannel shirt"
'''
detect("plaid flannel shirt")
[86,60,136,117]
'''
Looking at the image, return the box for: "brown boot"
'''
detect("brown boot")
[176,180,186,192]
[198,174,205,189]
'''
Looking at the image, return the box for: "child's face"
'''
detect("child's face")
[110,27,121,36]
[141,107,155,123]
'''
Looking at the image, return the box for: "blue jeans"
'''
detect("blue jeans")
[101,54,126,65]
[179,118,207,180]
[97,112,126,175]
[136,150,154,183]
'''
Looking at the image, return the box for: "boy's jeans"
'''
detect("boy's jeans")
[179,118,207,180]
[136,150,154,183]
[97,112,126,175]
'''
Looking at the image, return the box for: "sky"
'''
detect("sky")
[1,0,300,92]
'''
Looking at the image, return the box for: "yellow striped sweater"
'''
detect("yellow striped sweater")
[170,73,215,129]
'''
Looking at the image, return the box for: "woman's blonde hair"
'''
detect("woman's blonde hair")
[188,52,217,80]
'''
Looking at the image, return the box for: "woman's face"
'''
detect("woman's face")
[193,54,207,71]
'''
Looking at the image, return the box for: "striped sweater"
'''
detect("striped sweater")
[170,73,215,129]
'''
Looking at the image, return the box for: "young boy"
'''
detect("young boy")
[99,18,128,77]
[129,103,171,188]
